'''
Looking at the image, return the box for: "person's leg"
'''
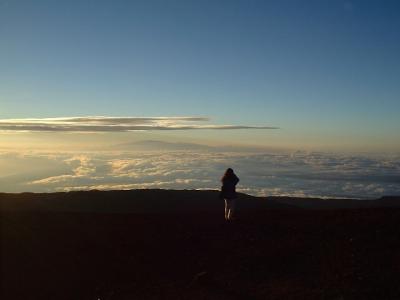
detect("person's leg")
[224,199,229,220]
[227,199,236,220]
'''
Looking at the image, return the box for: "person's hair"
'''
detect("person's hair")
[221,168,235,181]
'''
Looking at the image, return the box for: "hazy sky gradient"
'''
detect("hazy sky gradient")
[1,0,400,151]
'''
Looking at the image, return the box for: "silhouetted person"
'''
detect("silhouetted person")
[220,168,239,221]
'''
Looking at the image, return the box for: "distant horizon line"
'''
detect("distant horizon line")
[0,188,388,200]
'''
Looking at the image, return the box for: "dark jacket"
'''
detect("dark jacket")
[221,175,239,199]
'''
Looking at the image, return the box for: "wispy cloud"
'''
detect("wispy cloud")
[0,116,278,132]
[28,155,96,184]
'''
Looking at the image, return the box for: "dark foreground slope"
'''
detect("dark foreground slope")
[1,190,400,300]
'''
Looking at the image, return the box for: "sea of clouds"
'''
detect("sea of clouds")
[1,149,399,199]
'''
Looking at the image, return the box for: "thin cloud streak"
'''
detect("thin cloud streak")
[0,116,278,132]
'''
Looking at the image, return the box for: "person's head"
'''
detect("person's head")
[222,168,235,181]
[225,168,234,176]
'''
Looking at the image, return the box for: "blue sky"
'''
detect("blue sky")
[1,0,400,152]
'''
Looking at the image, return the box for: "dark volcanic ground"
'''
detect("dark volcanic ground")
[1,190,400,299]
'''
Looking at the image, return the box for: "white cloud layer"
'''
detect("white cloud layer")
[0,116,278,132]
[1,147,399,199]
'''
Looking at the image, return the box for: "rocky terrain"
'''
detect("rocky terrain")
[1,190,400,299]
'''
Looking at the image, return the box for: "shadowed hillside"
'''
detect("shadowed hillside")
[0,189,293,213]
[1,190,400,299]
[2,189,399,213]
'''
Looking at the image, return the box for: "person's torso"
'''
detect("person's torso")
[222,176,238,199]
